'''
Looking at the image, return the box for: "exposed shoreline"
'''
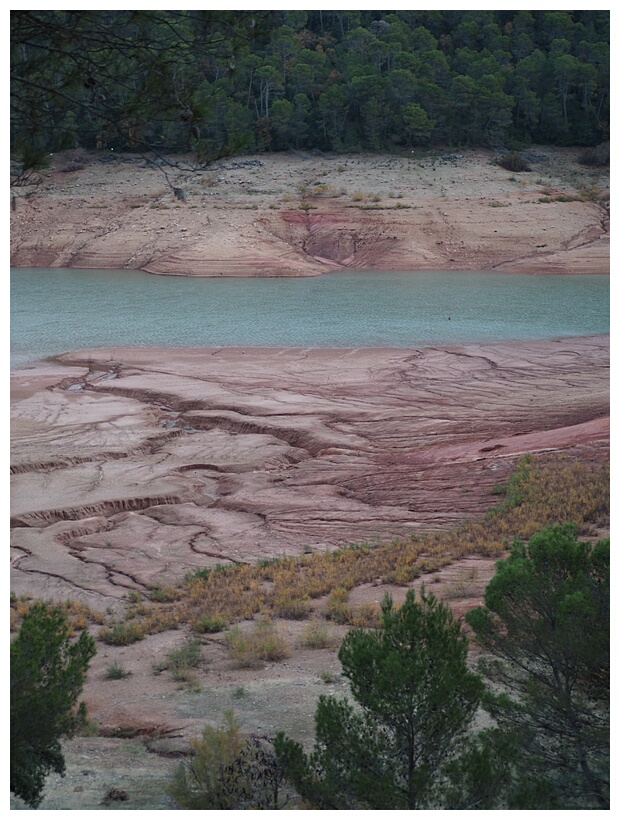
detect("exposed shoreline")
[11,334,609,606]
[10,147,609,277]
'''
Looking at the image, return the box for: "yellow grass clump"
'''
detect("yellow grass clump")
[10,596,105,635]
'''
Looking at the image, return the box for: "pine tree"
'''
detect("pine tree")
[11,603,96,808]
[466,523,609,809]
[276,589,510,809]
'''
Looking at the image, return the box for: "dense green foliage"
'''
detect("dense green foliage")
[10,603,96,808]
[275,589,511,809]
[11,10,609,165]
[466,523,609,809]
[272,523,609,809]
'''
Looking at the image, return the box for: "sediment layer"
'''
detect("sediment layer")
[10,149,609,276]
[10,337,609,612]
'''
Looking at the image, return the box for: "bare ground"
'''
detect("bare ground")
[9,148,609,810]
[10,147,609,276]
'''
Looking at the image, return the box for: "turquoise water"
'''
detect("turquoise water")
[10,268,609,367]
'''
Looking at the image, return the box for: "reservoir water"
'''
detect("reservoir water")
[10,268,609,367]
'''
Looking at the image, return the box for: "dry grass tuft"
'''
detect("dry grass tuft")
[226,618,291,668]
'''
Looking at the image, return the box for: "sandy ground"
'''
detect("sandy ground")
[9,148,610,810]
[10,147,609,276]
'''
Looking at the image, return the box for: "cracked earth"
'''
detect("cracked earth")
[11,338,609,613]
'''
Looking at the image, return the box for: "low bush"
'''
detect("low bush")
[148,586,179,603]
[495,152,531,172]
[11,597,105,635]
[319,670,339,684]
[578,143,609,166]
[194,613,226,634]
[99,621,146,646]
[348,602,382,628]
[168,710,291,809]
[578,184,609,202]
[105,661,131,680]
[153,638,202,675]
[273,594,310,620]
[325,588,353,625]
[441,567,481,601]
[383,564,422,585]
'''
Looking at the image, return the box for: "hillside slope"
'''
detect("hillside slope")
[10,148,609,276]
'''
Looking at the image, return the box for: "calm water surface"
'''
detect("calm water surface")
[10,268,609,367]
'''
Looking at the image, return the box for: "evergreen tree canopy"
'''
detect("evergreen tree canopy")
[11,603,96,808]
[276,589,510,809]
[11,10,609,163]
[466,523,609,809]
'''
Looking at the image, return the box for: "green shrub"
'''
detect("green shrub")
[194,614,226,634]
[105,661,131,680]
[99,621,146,646]
[126,590,142,603]
[148,586,179,603]
[276,589,498,810]
[185,567,212,582]
[153,638,202,675]
[11,603,96,807]
[168,710,288,809]
[467,523,609,808]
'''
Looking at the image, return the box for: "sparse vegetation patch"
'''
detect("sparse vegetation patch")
[92,457,608,640]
